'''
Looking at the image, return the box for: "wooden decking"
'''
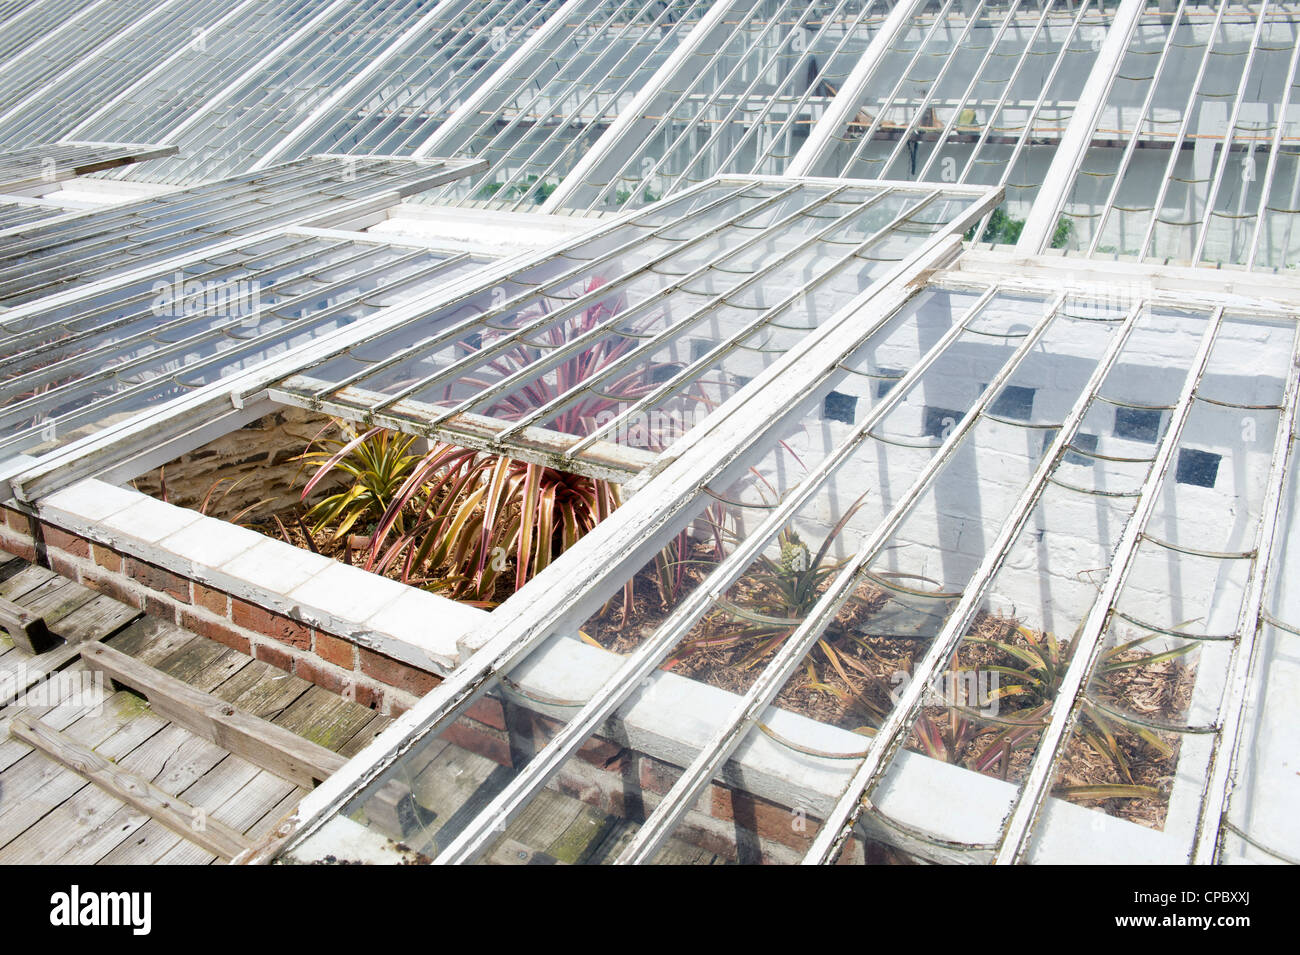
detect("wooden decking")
[0,557,727,865]
[0,557,391,864]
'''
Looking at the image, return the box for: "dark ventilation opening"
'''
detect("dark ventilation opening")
[923,406,962,439]
[1176,448,1221,488]
[1114,407,1162,444]
[1063,431,1100,467]
[874,367,904,398]
[987,384,1036,421]
[823,391,858,424]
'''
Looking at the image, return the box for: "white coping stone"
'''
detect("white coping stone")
[157,516,263,573]
[95,493,205,544]
[362,588,481,673]
[41,479,142,523]
[287,562,413,628]
[218,535,336,597]
[33,479,484,679]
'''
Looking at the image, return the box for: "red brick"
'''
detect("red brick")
[232,599,311,650]
[42,524,90,559]
[91,544,121,574]
[357,646,439,696]
[710,786,812,852]
[313,631,355,669]
[191,582,228,616]
[82,573,143,610]
[351,681,382,710]
[3,507,32,534]
[124,557,190,602]
[441,720,512,768]
[254,641,294,673]
[0,537,36,563]
[46,551,82,582]
[553,769,624,816]
[464,695,506,731]
[143,593,178,624]
[836,837,867,866]
[294,656,348,695]
[639,756,681,796]
[576,735,626,770]
[180,610,250,655]
[673,819,742,863]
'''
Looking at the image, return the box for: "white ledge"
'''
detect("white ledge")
[37,479,487,675]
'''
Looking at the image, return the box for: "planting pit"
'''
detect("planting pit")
[585,547,1198,832]
[135,416,630,611]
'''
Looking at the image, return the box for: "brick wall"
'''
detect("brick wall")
[0,504,431,718]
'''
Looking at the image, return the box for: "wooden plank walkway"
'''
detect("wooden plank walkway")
[0,554,395,865]
[0,557,727,865]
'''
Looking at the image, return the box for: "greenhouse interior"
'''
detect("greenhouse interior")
[0,0,1295,867]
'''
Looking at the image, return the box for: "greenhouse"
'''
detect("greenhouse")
[0,0,1294,867]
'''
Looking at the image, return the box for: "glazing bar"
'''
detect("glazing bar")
[991,308,1225,864]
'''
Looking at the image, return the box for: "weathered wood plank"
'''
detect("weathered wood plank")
[0,694,169,851]
[338,711,392,758]
[88,653,310,865]
[106,618,186,659]
[80,644,345,788]
[274,684,375,754]
[0,564,57,602]
[0,594,53,654]
[0,660,114,771]
[157,769,301,866]
[8,715,252,860]
[15,578,99,628]
[34,634,276,865]
[0,640,88,708]
[0,588,143,709]
[8,724,232,865]
[55,594,140,644]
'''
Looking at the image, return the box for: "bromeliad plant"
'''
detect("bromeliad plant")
[666,496,875,692]
[298,422,621,606]
[298,425,425,542]
[939,620,1197,797]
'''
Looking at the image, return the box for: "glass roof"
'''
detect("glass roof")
[803,0,1118,242]
[0,155,481,308]
[1052,0,1300,268]
[0,0,1297,867]
[0,3,234,148]
[0,142,176,192]
[0,2,1291,267]
[276,269,1299,865]
[275,0,562,164]
[416,0,718,211]
[0,229,488,460]
[120,0,447,185]
[559,0,895,214]
[269,176,990,478]
[71,0,328,154]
